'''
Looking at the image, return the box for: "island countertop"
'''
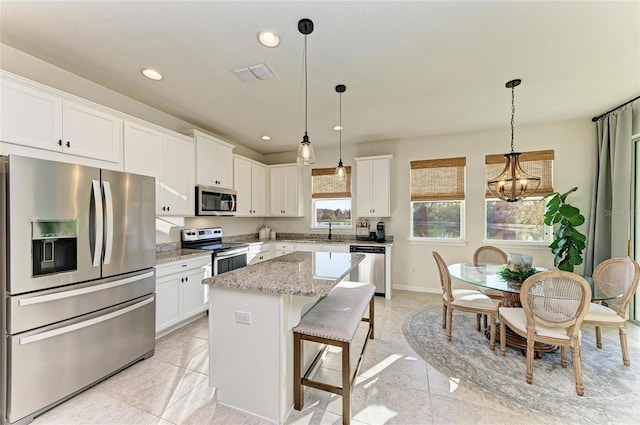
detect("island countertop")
[202,251,364,297]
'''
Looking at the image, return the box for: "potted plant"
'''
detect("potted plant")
[543,187,586,272]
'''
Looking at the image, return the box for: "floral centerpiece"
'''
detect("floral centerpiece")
[496,253,539,283]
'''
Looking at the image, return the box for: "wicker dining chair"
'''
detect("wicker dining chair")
[582,257,640,366]
[473,246,507,300]
[433,251,499,350]
[499,270,591,396]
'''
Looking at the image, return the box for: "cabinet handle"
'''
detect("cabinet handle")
[162,206,166,211]
[180,278,184,283]
[66,141,71,148]
[58,139,62,146]
[167,206,170,211]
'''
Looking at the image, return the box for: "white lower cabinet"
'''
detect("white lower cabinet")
[155,255,211,336]
[274,242,295,257]
[248,243,272,265]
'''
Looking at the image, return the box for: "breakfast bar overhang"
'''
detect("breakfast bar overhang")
[203,251,364,423]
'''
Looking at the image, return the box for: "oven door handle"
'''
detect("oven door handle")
[19,296,154,345]
[17,271,154,306]
[216,248,249,260]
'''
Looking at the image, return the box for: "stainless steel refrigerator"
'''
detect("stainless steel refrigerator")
[0,155,156,425]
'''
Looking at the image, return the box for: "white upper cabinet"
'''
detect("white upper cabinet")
[124,121,194,216]
[269,164,303,217]
[355,155,392,217]
[0,74,122,164]
[184,130,234,189]
[234,155,267,217]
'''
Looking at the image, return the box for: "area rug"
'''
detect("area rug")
[402,305,640,425]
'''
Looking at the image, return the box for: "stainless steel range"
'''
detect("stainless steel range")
[1,155,156,425]
[181,228,249,275]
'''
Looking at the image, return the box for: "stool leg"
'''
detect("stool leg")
[341,341,351,425]
[369,297,375,339]
[294,332,303,410]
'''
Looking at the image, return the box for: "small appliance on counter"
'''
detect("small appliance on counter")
[355,217,370,240]
[376,221,386,242]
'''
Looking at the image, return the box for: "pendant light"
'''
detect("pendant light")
[487,79,540,202]
[334,84,347,181]
[296,18,316,166]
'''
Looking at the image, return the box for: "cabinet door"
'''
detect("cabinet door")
[62,100,122,163]
[251,162,267,216]
[233,157,253,216]
[0,78,62,151]
[123,122,164,214]
[370,158,390,216]
[156,275,181,333]
[269,167,285,216]
[181,268,208,318]
[196,134,233,188]
[164,135,194,216]
[356,159,374,216]
[281,165,301,216]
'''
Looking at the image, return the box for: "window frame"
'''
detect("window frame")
[409,199,466,242]
[311,197,353,229]
[483,196,553,246]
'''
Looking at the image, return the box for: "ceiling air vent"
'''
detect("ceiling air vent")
[232,63,275,82]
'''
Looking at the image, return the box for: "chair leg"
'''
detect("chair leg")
[572,345,584,396]
[500,320,506,356]
[619,325,630,366]
[447,308,453,341]
[483,314,488,329]
[560,346,567,368]
[294,332,303,410]
[476,313,481,331]
[442,303,447,329]
[525,334,534,385]
[489,313,496,351]
[595,326,602,349]
[341,341,351,425]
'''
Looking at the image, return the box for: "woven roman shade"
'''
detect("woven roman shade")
[484,149,554,197]
[312,166,352,198]
[410,157,466,201]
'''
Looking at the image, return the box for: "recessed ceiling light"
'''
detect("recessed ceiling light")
[257,31,280,48]
[333,125,344,131]
[261,135,272,141]
[141,68,163,81]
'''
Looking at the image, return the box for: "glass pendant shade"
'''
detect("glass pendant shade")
[487,152,540,202]
[297,133,316,165]
[335,160,347,181]
[487,79,540,202]
[334,84,347,181]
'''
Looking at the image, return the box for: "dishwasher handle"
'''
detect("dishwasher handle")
[350,245,386,254]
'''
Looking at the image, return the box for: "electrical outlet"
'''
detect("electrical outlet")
[235,311,252,325]
[411,266,416,273]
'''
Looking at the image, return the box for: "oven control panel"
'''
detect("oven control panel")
[182,227,223,242]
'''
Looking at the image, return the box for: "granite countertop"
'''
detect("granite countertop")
[203,251,364,297]
[156,248,210,265]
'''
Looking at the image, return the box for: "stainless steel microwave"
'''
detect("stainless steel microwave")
[196,186,237,216]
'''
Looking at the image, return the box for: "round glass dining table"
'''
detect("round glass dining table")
[447,263,623,355]
[448,263,623,307]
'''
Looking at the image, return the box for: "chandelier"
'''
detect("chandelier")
[487,79,540,202]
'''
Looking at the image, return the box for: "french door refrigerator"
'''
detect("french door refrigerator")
[0,155,156,425]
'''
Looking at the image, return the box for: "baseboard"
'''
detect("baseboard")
[392,284,441,295]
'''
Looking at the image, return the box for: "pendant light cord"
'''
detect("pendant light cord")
[510,84,515,153]
[339,90,342,160]
[304,34,308,135]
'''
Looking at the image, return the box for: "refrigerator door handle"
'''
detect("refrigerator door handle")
[18,296,154,345]
[103,180,114,265]
[92,179,104,267]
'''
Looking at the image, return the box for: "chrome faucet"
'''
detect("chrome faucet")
[328,221,332,240]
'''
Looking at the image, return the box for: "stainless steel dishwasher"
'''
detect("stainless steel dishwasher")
[349,245,386,296]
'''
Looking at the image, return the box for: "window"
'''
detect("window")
[311,166,352,227]
[410,157,466,239]
[484,150,554,242]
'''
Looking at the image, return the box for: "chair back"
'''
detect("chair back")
[432,251,454,301]
[592,257,640,317]
[473,246,507,266]
[520,270,591,340]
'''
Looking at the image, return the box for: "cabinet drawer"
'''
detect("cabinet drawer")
[275,243,295,251]
[156,255,210,278]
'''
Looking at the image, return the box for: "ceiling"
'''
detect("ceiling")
[1,1,638,155]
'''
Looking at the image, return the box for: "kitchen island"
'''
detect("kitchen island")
[202,251,364,424]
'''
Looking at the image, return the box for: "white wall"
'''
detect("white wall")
[265,118,596,293]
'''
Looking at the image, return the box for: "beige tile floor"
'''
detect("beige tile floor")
[31,290,640,425]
